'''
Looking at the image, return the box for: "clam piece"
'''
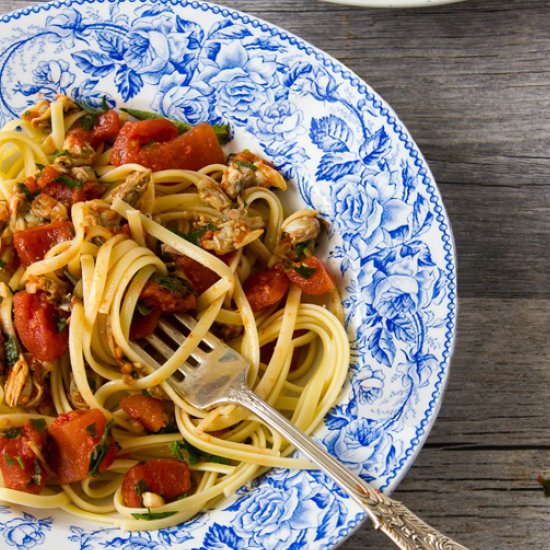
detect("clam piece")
[201,220,264,255]
[106,170,153,210]
[197,176,232,211]
[4,354,29,408]
[29,193,68,223]
[281,210,321,244]
[221,151,287,198]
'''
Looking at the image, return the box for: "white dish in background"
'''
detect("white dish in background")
[0,0,457,548]
[323,0,466,7]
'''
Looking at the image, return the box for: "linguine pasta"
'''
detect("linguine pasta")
[0,96,349,530]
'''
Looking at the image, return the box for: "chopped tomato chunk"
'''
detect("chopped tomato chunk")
[91,109,121,148]
[111,121,225,171]
[40,181,104,209]
[36,165,62,189]
[13,221,73,266]
[175,255,220,295]
[121,458,191,507]
[140,277,196,313]
[244,268,289,312]
[120,395,165,433]
[284,256,336,295]
[23,176,38,194]
[126,118,179,143]
[13,290,69,361]
[48,409,117,484]
[130,308,162,340]
[0,420,48,494]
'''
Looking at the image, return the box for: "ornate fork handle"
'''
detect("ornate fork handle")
[230,384,470,550]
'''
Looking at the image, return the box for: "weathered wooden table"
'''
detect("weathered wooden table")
[1,0,548,548]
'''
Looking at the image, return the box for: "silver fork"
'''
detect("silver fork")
[135,312,469,550]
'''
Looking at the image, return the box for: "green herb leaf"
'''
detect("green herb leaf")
[169,439,230,465]
[15,455,25,470]
[0,260,6,269]
[141,389,153,397]
[294,242,309,259]
[3,452,14,466]
[5,335,19,366]
[182,224,217,247]
[55,175,83,189]
[56,317,67,333]
[153,275,192,295]
[35,163,45,171]
[30,418,47,433]
[3,427,23,440]
[134,478,148,499]
[80,113,97,131]
[137,302,153,316]
[169,440,199,465]
[17,183,35,202]
[205,453,232,465]
[120,108,230,144]
[53,149,70,159]
[293,264,317,279]
[88,419,114,476]
[233,159,257,172]
[85,422,98,438]
[131,511,176,521]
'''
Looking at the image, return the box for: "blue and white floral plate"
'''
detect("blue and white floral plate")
[0,0,457,548]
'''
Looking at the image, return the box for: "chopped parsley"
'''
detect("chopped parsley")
[85,422,98,439]
[233,159,257,171]
[17,183,35,201]
[131,511,176,521]
[153,275,192,295]
[137,302,153,316]
[30,418,47,433]
[3,427,23,440]
[5,335,19,366]
[0,260,6,269]
[54,175,83,189]
[15,455,25,470]
[80,113,97,131]
[35,163,45,171]
[56,317,67,333]
[52,149,71,159]
[169,439,230,466]
[134,478,147,499]
[293,264,317,279]
[3,453,14,466]
[88,419,114,476]
[294,242,310,259]
[121,107,230,145]
[181,224,217,247]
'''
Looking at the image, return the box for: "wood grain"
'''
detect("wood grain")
[1,0,550,548]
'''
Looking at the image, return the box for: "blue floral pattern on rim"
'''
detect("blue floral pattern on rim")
[0,0,456,548]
